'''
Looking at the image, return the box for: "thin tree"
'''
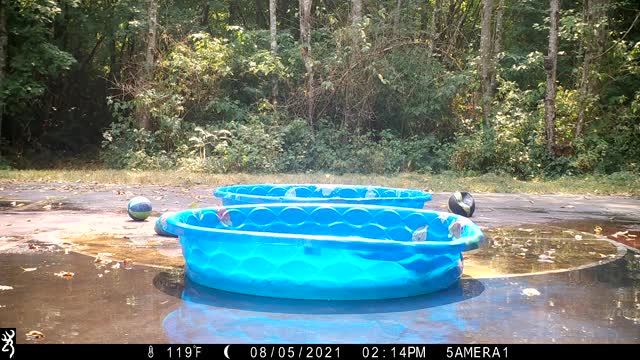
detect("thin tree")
[299,0,314,131]
[544,0,560,155]
[429,0,443,55]
[490,0,505,93]
[394,0,403,36]
[352,0,362,25]
[201,0,210,27]
[576,0,608,139]
[255,0,266,28]
[480,0,494,129]
[270,0,278,107]
[139,0,158,131]
[0,0,7,145]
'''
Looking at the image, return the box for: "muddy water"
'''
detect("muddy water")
[1,242,639,343]
[463,226,623,278]
[0,247,180,343]
[549,218,640,250]
[68,234,184,269]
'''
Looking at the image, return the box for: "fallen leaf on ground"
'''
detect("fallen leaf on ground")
[522,288,541,297]
[611,231,629,238]
[55,271,75,279]
[594,226,603,235]
[94,257,112,265]
[26,330,44,340]
[0,285,13,291]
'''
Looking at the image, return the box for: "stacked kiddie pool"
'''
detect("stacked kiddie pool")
[166,184,484,300]
[214,184,432,208]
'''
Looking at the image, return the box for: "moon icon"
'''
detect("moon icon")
[224,345,231,359]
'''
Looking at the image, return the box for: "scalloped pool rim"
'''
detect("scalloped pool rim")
[214,183,433,208]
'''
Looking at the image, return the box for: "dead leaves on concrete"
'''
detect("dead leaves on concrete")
[54,271,74,279]
[26,330,45,340]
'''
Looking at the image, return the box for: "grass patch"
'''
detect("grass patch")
[0,169,637,196]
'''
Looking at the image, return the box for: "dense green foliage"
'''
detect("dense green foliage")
[1,0,639,178]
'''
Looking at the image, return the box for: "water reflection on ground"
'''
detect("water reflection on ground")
[0,237,638,343]
[158,252,640,343]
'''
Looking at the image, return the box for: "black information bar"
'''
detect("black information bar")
[13,343,636,360]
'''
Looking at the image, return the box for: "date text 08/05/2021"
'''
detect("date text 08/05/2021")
[242,346,509,359]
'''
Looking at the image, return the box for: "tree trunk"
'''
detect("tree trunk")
[447,4,468,56]
[229,0,239,26]
[351,0,362,26]
[0,0,7,145]
[429,0,442,55]
[140,0,158,131]
[299,0,314,132]
[480,0,493,129]
[394,0,403,36]
[490,0,505,92]
[270,0,278,107]
[576,0,607,139]
[544,0,559,155]
[255,0,266,29]
[201,1,210,27]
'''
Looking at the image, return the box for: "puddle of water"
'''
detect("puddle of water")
[463,225,622,278]
[0,241,638,343]
[154,271,485,315]
[0,248,179,343]
[549,218,640,250]
[0,199,32,207]
[66,234,184,269]
[65,225,624,279]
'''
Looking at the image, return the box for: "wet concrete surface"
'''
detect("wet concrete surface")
[1,182,639,343]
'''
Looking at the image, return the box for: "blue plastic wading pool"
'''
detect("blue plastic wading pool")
[166,204,484,300]
[214,184,432,208]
